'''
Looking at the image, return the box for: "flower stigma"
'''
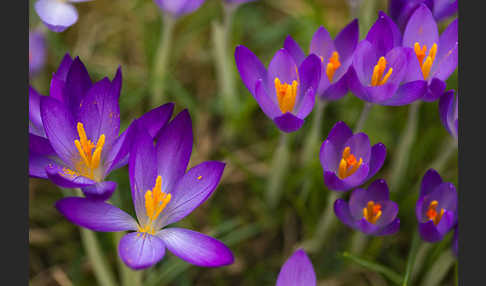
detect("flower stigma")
[370,56,393,86]
[426,200,444,226]
[363,201,382,224]
[275,78,298,113]
[338,146,363,179]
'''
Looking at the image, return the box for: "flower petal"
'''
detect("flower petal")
[367,143,387,179]
[343,133,371,163]
[431,18,458,81]
[334,19,359,61]
[118,232,166,270]
[297,54,321,109]
[160,161,225,227]
[235,45,267,94]
[267,49,299,90]
[81,181,117,201]
[375,218,400,236]
[433,0,457,20]
[326,121,354,151]
[156,228,234,267]
[103,121,138,175]
[295,88,316,120]
[273,113,304,133]
[45,163,96,188]
[309,26,335,60]
[366,13,395,56]
[254,79,281,118]
[29,86,45,136]
[283,35,306,66]
[56,197,138,231]
[34,0,78,32]
[319,140,340,173]
[320,72,349,101]
[155,110,193,193]
[323,164,369,191]
[30,153,56,179]
[423,78,446,102]
[64,56,93,114]
[403,4,439,49]
[276,249,316,286]
[334,199,357,229]
[380,80,427,106]
[137,103,175,139]
[418,220,443,242]
[29,31,46,75]
[420,169,443,197]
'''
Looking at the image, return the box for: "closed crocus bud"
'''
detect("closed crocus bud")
[153,0,206,18]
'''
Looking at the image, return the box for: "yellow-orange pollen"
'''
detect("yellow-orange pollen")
[371,57,393,86]
[324,51,341,82]
[338,146,363,179]
[275,78,298,114]
[65,122,105,181]
[414,42,437,80]
[137,176,172,235]
[363,201,382,224]
[426,200,444,226]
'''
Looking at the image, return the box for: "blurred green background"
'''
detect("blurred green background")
[29,0,458,285]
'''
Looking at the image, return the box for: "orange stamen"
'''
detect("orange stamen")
[326,51,341,82]
[338,146,363,179]
[275,78,298,113]
[363,201,382,224]
[73,122,105,180]
[414,42,438,79]
[370,57,393,86]
[426,200,445,226]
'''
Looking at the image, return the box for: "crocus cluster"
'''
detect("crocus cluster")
[34,0,92,32]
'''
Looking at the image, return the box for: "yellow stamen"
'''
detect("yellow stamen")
[426,200,445,226]
[275,78,298,113]
[371,56,393,86]
[326,51,341,82]
[363,201,382,224]
[337,146,363,179]
[141,176,172,235]
[73,122,106,180]
[414,42,438,79]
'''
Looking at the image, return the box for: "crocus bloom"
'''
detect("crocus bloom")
[29,54,175,200]
[235,46,321,132]
[416,169,457,242]
[29,30,46,76]
[438,90,458,141]
[34,0,92,32]
[402,4,458,101]
[56,111,234,270]
[334,179,400,235]
[154,0,206,18]
[389,0,457,31]
[276,249,316,286]
[283,19,359,101]
[347,12,426,105]
[319,121,386,191]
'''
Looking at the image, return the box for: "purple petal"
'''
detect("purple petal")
[334,199,357,229]
[403,47,424,82]
[273,113,304,133]
[433,0,457,20]
[155,110,193,193]
[267,49,299,91]
[351,41,377,84]
[309,26,335,61]
[378,11,402,48]
[403,4,439,49]
[254,79,281,118]
[56,197,138,231]
[156,228,234,267]
[81,181,117,201]
[30,133,55,156]
[323,164,369,191]
[430,182,457,213]
[320,69,350,101]
[118,232,166,270]
[420,169,443,197]
[348,182,393,221]
[29,86,45,136]
[343,133,371,163]
[431,18,458,81]
[40,96,78,165]
[283,36,306,66]
[276,249,316,286]
[64,57,93,114]
[178,0,206,16]
[154,0,205,17]
[438,90,457,138]
[295,88,316,119]
[356,218,380,235]
[375,218,400,236]
[30,152,56,179]
[161,161,225,227]
[234,45,267,94]
[46,163,96,188]
[297,54,321,110]
[103,121,138,175]
[367,143,387,179]
[326,121,354,151]
[418,220,443,242]
[366,13,395,56]
[435,210,455,235]
[380,80,427,106]
[50,54,74,102]
[138,103,175,139]
[29,31,46,75]
[319,140,340,173]
[422,78,446,102]
[53,53,74,81]
[34,0,78,32]
[334,19,359,61]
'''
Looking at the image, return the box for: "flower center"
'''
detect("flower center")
[426,200,444,226]
[64,122,105,181]
[338,146,363,179]
[322,51,341,82]
[274,78,298,113]
[370,56,393,86]
[138,176,172,235]
[363,201,382,224]
[414,42,437,80]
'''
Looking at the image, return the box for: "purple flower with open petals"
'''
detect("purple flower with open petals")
[283,19,359,101]
[235,46,321,132]
[34,0,92,32]
[402,4,458,101]
[154,0,206,18]
[319,121,386,191]
[29,54,175,200]
[389,0,457,31]
[347,12,427,106]
[29,30,46,76]
[438,90,458,141]
[334,179,400,235]
[416,169,457,242]
[56,111,233,270]
[276,249,316,286]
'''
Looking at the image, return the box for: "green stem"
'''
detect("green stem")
[350,231,367,255]
[342,252,403,285]
[403,231,421,286]
[390,101,422,192]
[114,232,142,286]
[354,102,373,132]
[420,250,455,286]
[150,13,176,107]
[409,242,432,285]
[266,132,291,208]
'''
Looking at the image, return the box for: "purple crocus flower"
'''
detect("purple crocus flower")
[389,0,457,31]
[154,0,206,18]
[334,179,400,235]
[34,0,92,32]
[438,90,458,141]
[402,4,458,101]
[416,169,457,242]
[276,249,316,286]
[235,46,321,132]
[29,30,46,76]
[283,19,359,101]
[56,111,234,270]
[319,121,386,191]
[347,12,427,106]
[29,54,175,200]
